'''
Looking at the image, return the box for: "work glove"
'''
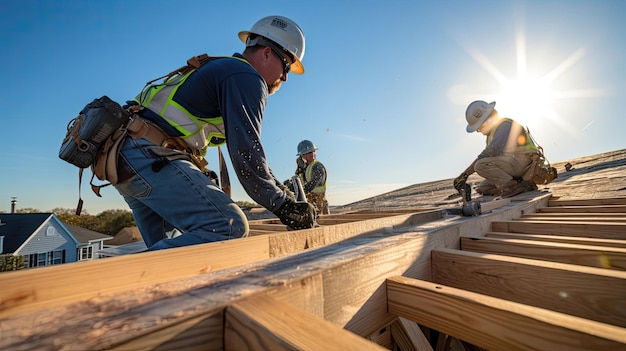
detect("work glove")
[273,197,316,230]
[295,156,307,176]
[453,172,469,192]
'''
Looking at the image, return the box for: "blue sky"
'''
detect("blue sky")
[1,0,624,214]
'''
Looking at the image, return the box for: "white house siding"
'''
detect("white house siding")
[18,220,78,264]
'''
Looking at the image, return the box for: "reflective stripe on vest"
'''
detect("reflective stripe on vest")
[135,57,248,156]
[304,160,327,193]
[487,118,538,154]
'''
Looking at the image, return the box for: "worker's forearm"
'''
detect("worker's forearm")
[463,160,477,176]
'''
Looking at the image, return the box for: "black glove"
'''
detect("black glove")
[274,197,316,230]
[295,156,307,176]
[453,172,469,192]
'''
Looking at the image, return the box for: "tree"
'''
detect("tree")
[51,208,135,236]
[0,254,25,272]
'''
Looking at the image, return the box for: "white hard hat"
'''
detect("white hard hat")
[238,16,306,74]
[465,100,496,133]
[297,140,318,155]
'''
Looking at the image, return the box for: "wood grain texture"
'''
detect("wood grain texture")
[485,231,626,248]
[490,220,626,239]
[0,235,270,317]
[224,294,387,351]
[387,276,626,351]
[460,236,626,270]
[432,248,626,327]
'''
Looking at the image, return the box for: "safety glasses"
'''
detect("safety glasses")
[269,46,291,76]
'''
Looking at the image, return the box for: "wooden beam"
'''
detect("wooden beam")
[477,198,511,212]
[537,205,626,213]
[266,210,444,257]
[386,276,626,351]
[431,248,626,327]
[517,215,626,222]
[0,235,270,317]
[460,237,626,270]
[224,294,387,350]
[521,212,626,218]
[390,317,434,351]
[548,198,626,207]
[485,232,626,248]
[490,220,626,239]
[249,223,290,231]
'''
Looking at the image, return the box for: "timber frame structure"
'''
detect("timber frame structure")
[2,192,626,350]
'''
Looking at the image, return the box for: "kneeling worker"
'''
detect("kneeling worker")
[453,100,540,198]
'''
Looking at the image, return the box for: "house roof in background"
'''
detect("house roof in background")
[0,213,53,253]
[0,213,112,254]
[62,223,112,243]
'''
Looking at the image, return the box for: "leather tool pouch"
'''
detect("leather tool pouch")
[92,127,128,185]
[522,148,558,185]
[59,96,131,168]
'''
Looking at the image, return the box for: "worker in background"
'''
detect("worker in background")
[295,140,329,215]
[453,100,539,198]
[114,16,316,251]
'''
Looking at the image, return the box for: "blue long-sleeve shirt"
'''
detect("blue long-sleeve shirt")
[135,54,287,212]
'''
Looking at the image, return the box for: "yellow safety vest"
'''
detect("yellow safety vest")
[486,118,538,154]
[303,160,327,194]
[134,57,249,156]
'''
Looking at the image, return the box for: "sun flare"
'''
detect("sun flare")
[457,22,598,136]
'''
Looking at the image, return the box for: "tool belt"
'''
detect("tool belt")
[126,117,208,169]
[91,115,208,197]
[521,148,558,185]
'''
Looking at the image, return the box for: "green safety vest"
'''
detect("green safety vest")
[134,56,249,156]
[486,118,538,154]
[302,160,327,194]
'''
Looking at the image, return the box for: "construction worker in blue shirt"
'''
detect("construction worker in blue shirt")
[453,100,539,198]
[113,16,316,251]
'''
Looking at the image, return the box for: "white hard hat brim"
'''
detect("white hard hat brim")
[238,31,305,75]
[466,101,496,133]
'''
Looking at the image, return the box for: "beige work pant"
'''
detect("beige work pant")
[474,154,532,194]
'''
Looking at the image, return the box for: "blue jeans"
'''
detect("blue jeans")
[113,136,249,251]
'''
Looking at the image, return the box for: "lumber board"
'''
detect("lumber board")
[548,197,626,207]
[431,248,626,327]
[537,205,626,213]
[224,294,387,350]
[490,220,626,239]
[485,231,626,248]
[521,212,626,218]
[386,276,626,351]
[341,208,437,215]
[390,317,434,351]
[476,198,511,212]
[460,236,626,270]
[517,215,626,222]
[0,235,270,317]
[366,321,394,349]
[266,209,444,257]
[110,310,224,351]
[249,223,290,231]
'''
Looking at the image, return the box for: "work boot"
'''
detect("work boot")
[501,180,537,198]
[475,183,499,196]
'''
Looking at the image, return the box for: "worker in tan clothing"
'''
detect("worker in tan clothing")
[453,100,539,198]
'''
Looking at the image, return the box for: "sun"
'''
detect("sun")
[496,76,554,127]
[458,23,591,133]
